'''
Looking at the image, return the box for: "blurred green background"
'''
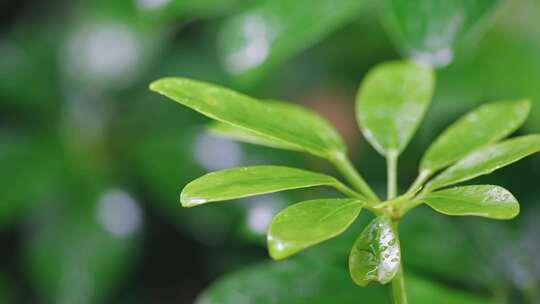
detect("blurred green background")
[1,0,540,303]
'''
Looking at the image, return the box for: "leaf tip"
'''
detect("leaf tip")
[149,78,165,92]
[149,77,181,94]
[267,234,292,261]
[519,98,532,114]
[180,191,207,207]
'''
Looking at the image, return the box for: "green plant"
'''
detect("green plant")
[149,60,540,303]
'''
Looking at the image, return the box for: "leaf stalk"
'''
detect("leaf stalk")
[331,153,380,203]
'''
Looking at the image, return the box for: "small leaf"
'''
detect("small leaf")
[150,78,346,159]
[268,199,363,260]
[181,166,344,207]
[420,100,531,173]
[423,185,519,219]
[356,61,434,156]
[428,135,540,190]
[349,215,400,286]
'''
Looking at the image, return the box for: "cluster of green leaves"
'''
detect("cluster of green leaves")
[4,0,540,302]
[150,59,540,298]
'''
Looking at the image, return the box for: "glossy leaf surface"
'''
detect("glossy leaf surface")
[382,0,500,67]
[208,121,300,151]
[207,100,321,152]
[421,100,530,172]
[181,166,343,207]
[424,185,519,219]
[356,61,434,155]
[218,0,367,82]
[268,199,363,260]
[150,78,346,158]
[349,216,400,286]
[428,135,540,189]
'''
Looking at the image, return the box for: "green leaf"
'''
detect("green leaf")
[381,0,500,66]
[150,78,346,159]
[423,185,519,219]
[181,166,348,207]
[421,100,531,173]
[349,215,400,286]
[196,257,491,304]
[356,61,435,156]
[209,121,301,151]
[207,100,321,152]
[218,0,368,82]
[196,258,389,304]
[408,274,491,304]
[268,199,363,260]
[428,135,540,189]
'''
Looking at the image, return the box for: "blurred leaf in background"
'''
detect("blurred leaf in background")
[196,255,492,304]
[381,0,500,67]
[23,185,142,304]
[0,134,63,227]
[218,0,369,84]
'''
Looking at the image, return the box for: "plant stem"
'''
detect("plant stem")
[331,154,380,203]
[404,169,431,195]
[386,151,398,200]
[391,220,407,304]
[334,182,364,199]
[391,265,408,304]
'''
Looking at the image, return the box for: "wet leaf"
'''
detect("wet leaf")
[428,135,540,189]
[356,61,434,156]
[181,166,346,207]
[349,216,400,286]
[381,0,500,66]
[207,101,319,152]
[424,185,519,219]
[268,199,363,260]
[150,78,346,159]
[209,121,300,151]
[421,100,530,173]
[218,0,367,82]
